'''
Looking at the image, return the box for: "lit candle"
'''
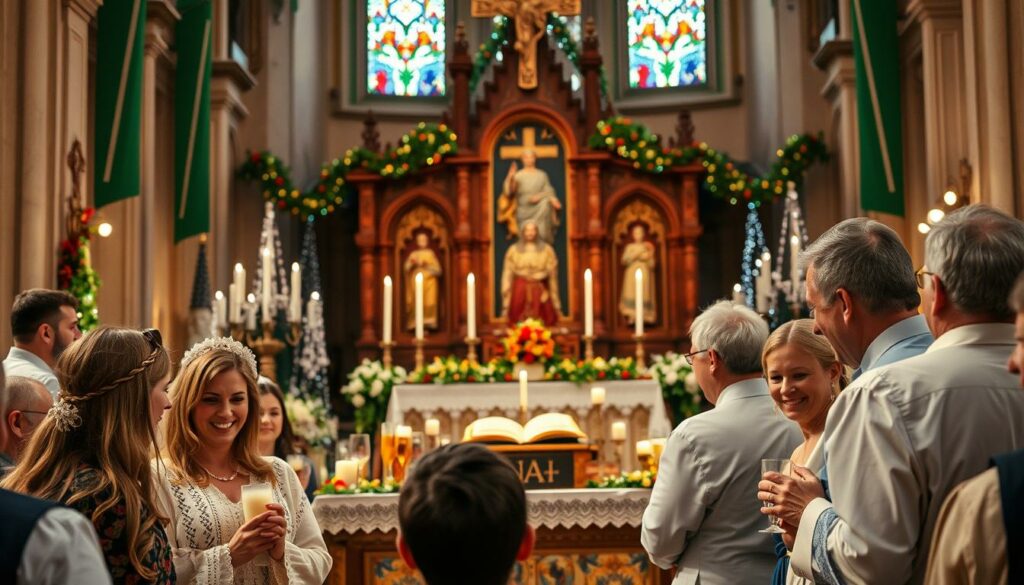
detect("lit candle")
[732,283,746,305]
[425,418,440,437]
[634,268,644,336]
[289,262,302,322]
[518,369,528,414]
[790,234,801,301]
[590,386,606,406]
[611,421,627,441]
[307,291,321,325]
[261,247,273,323]
[382,276,393,344]
[233,262,246,322]
[214,290,226,331]
[584,269,593,338]
[334,460,358,485]
[466,273,476,339]
[245,293,257,331]
[756,251,772,313]
[414,272,424,341]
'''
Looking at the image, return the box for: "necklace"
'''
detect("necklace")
[198,463,239,482]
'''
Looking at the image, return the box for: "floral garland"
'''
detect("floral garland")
[57,207,100,332]
[587,469,656,489]
[340,359,408,433]
[238,123,458,219]
[407,355,494,384]
[649,352,702,426]
[315,477,399,496]
[545,356,641,383]
[283,393,338,449]
[469,16,509,94]
[590,116,829,206]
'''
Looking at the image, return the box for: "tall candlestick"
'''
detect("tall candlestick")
[228,284,238,324]
[307,291,321,324]
[634,268,644,336]
[732,283,746,305]
[261,247,273,323]
[233,263,246,322]
[246,293,257,331]
[584,269,593,337]
[382,276,393,344]
[414,272,424,340]
[214,290,227,330]
[790,234,801,301]
[289,262,302,322]
[466,273,476,339]
[756,251,772,313]
[518,369,528,422]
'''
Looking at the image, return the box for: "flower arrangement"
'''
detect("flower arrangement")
[315,477,399,496]
[649,352,702,425]
[587,469,657,489]
[544,356,644,383]
[283,394,338,449]
[340,359,408,433]
[501,318,556,365]
[407,356,493,384]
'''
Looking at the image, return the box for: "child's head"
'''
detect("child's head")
[397,443,534,585]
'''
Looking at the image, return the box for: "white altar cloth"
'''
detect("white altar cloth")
[312,488,652,535]
[385,380,672,463]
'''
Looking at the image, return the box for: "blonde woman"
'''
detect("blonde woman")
[154,337,331,584]
[755,319,847,585]
[2,326,175,583]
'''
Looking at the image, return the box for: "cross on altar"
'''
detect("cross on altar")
[499,127,560,161]
[471,0,581,90]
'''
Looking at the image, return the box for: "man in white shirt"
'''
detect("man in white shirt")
[642,300,801,585]
[3,289,81,398]
[768,205,1024,585]
[0,376,53,473]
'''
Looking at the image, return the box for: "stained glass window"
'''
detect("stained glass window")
[626,0,707,89]
[367,0,446,97]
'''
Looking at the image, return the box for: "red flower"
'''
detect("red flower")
[467,376,476,383]
[504,373,513,382]
[598,371,607,379]
[524,353,535,364]
[423,374,433,383]
[621,370,632,380]
[616,138,625,147]
[333,478,348,489]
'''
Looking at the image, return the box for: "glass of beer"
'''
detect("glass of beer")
[636,440,654,472]
[394,425,413,483]
[380,423,396,483]
[241,482,273,566]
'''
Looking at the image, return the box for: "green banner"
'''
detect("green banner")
[852,0,904,216]
[94,0,145,207]
[174,0,213,242]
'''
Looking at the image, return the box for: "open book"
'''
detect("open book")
[462,412,587,444]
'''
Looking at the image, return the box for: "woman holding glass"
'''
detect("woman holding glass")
[154,338,331,584]
[756,319,847,585]
[256,376,318,500]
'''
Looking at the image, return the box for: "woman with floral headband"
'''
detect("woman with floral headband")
[154,337,331,584]
[1,326,175,583]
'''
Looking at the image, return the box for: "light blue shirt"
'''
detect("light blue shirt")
[851,314,934,380]
[3,347,60,398]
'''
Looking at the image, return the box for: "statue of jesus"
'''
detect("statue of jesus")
[498,149,562,244]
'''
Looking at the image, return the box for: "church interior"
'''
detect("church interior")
[2,0,1024,583]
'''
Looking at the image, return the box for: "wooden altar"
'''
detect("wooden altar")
[313,489,673,585]
[342,16,704,367]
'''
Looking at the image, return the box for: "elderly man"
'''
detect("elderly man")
[766,205,1024,585]
[642,300,801,584]
[3,289,81,398]
[0,376,53,473]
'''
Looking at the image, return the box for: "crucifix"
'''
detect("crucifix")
[499,127,559,161]
[471,0,582,90]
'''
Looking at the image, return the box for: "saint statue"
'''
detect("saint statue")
[404,232,442,331]
[619,223,656,324]
[498,149,562,244]
[501,221,560,326]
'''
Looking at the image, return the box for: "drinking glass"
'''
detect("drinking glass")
[349,433,371,481]
[394,426,413,482]
[759,459,791,534]
[241,482,273,566]
[380,423,396,483]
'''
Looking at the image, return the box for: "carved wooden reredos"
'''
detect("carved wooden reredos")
[342,18,704,366]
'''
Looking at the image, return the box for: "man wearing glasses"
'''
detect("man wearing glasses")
[0,376,52,476]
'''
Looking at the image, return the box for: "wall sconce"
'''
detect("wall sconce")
[918,159,971,234]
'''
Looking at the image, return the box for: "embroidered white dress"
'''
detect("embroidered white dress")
[153,456,332,585]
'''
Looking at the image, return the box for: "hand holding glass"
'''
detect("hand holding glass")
[759,459,791,534]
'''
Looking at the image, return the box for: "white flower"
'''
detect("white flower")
[380,369,392,382]
[370,379,384,397]
[350,378,365,392]
[665,371,678,386]
[684,372,698,393]
[395,366,408,379]
[351,394,366,408]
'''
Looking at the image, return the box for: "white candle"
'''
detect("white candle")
[382,276,393,344]
[414,272,424,340]
[634,268,644,336]
[756,251,772,313]
[233,262,246,322]
[611,421,627,441]
[466,273,476,339]
[228,284,238,324]
[214,290,226,330]
[425,418,440,437]
[261,247,273,323]
[518,369,528,414]
[590,386,606,406]
[731,283,746,305]
[790,234,801,301]
[246,293,257,331]
[584,269,593,337]
[334,460,358,485]
[289,262,302,322]
[307,291,321,325]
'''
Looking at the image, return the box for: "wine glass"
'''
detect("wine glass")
[349,433,371,481]
[380,423,396,483]
[759,458,791,534]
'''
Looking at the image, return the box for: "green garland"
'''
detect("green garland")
[590,116,829,206]
[238,123,458,218]
[545,14,609,99]
[57,207,100,332]
[469,17,509,94]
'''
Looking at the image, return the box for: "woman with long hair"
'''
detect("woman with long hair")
[154,337,330,583]
[256,377,317,500]
[1,326,175,583]
[756,319,847,585]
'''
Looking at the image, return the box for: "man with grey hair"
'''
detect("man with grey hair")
[800,217,933,378]
[769,205,1024,585]
[643,300,800,584]
[0,376,53,474]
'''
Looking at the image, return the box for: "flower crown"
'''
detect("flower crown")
[181,337,258,379]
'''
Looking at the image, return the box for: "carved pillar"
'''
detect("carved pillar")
[355,180,379,343]
[449,22,472,150]
[455,164,472,330]
[585,161,604,331]
[580,18,603,133]
[815,41,859,218]
[679,173,702,332]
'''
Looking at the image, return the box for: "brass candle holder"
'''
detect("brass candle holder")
[634,334,647,371]
[465,336,480,364]
[414,337,425,371]
[250,321,286,383]
[582,334,595,361]
[380,340,395,369]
